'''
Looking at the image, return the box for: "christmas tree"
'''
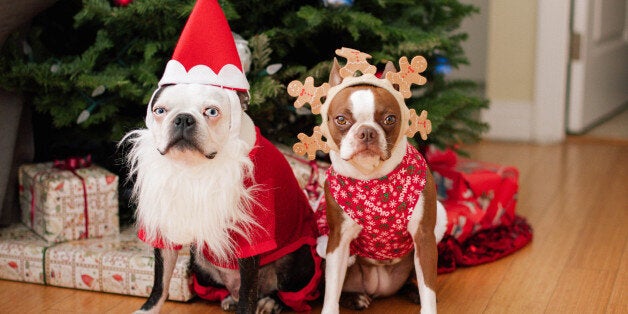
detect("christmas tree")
[0,0,487,157]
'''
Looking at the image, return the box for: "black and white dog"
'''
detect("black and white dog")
[123,83,321,314]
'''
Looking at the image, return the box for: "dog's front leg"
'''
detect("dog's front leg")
[412,226,438,314]
[237,255,260,314]
[409,174,439,314]
[322,183,362,314]
[136,248,179,314]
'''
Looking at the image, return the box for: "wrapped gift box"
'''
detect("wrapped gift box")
[45,228,193,301]
[18,160,119,242]
[277,144,329,208]
[427,147,519,242]
[0,224,52,284]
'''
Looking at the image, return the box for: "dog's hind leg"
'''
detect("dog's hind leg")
[255,245,319,313]
[136,248,179,314]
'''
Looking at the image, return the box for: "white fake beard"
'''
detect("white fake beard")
[124,129,257,264]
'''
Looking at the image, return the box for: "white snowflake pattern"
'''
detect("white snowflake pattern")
[389,199,398,208]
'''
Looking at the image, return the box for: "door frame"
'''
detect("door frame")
[532,0,571,144]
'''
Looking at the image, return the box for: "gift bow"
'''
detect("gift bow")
[52,155,92,171]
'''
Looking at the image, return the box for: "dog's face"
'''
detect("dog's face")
[147,84,241,164]
[324,60,406,176]
[326,85,402,163]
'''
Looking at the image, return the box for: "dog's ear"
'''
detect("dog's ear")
[381,61,399,91]
[329,58,343,87]
[149,86,167,109]
[237,91,250,111]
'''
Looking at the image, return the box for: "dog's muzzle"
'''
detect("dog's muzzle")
[174,113,196,135]
[159,113,216,159]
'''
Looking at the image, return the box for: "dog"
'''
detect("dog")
[316,59,448,314]
[123,83,321,314]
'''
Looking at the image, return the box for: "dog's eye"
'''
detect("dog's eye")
[335,115,348,125]
[383,115,397,125]
[204,107,220,117]
[153,107,166,115]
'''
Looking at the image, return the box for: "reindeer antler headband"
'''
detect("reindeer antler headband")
[288,47,432,160]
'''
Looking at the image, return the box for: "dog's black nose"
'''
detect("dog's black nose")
[173,113,195,129]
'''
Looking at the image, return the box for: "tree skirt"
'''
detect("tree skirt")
[437,215,533,274]
[438,215,532,274]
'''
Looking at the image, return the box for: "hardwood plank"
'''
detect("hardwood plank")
[605,240,628,313]
[546,268,616,313]
[436,256,514,313]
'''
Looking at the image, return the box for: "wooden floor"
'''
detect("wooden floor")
[1,137,626,313]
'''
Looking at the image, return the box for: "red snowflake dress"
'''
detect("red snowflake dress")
[321,143,428,260]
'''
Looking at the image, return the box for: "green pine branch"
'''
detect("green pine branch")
[0,0,488,156]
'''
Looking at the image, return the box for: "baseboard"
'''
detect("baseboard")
[480,100,533,141]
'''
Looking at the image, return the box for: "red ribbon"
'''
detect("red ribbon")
[29,155,92,239]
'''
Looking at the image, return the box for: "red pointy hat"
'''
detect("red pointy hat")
[158,0,249,91]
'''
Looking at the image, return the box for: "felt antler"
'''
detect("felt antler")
[287,77,330,115]
[406,109,432,140]
[385,56,428,98]
[335,47,377,78]
[293,126,330,160]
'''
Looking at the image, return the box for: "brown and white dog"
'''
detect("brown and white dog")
[123,84,321,314]
[316,60,447,314]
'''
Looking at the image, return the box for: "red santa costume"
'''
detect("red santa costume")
[139,127,322,310]
[137,0,321,311]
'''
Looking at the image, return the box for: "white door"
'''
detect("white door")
[567,0,628,134]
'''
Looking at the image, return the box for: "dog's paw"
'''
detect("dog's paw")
[255,296,282,314]
[339,292,372,310]
[399,282,422,304]
[221,295,238,312]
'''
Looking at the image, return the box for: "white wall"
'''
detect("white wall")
[449,0,489,84]
[459,0,570,143]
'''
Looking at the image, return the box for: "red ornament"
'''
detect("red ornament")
[114,0,133,6]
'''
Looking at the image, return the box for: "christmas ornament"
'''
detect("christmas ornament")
[114,0,133,7]
[322,0,354,8]
[232,32,251,74]
[434,55,452,75]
